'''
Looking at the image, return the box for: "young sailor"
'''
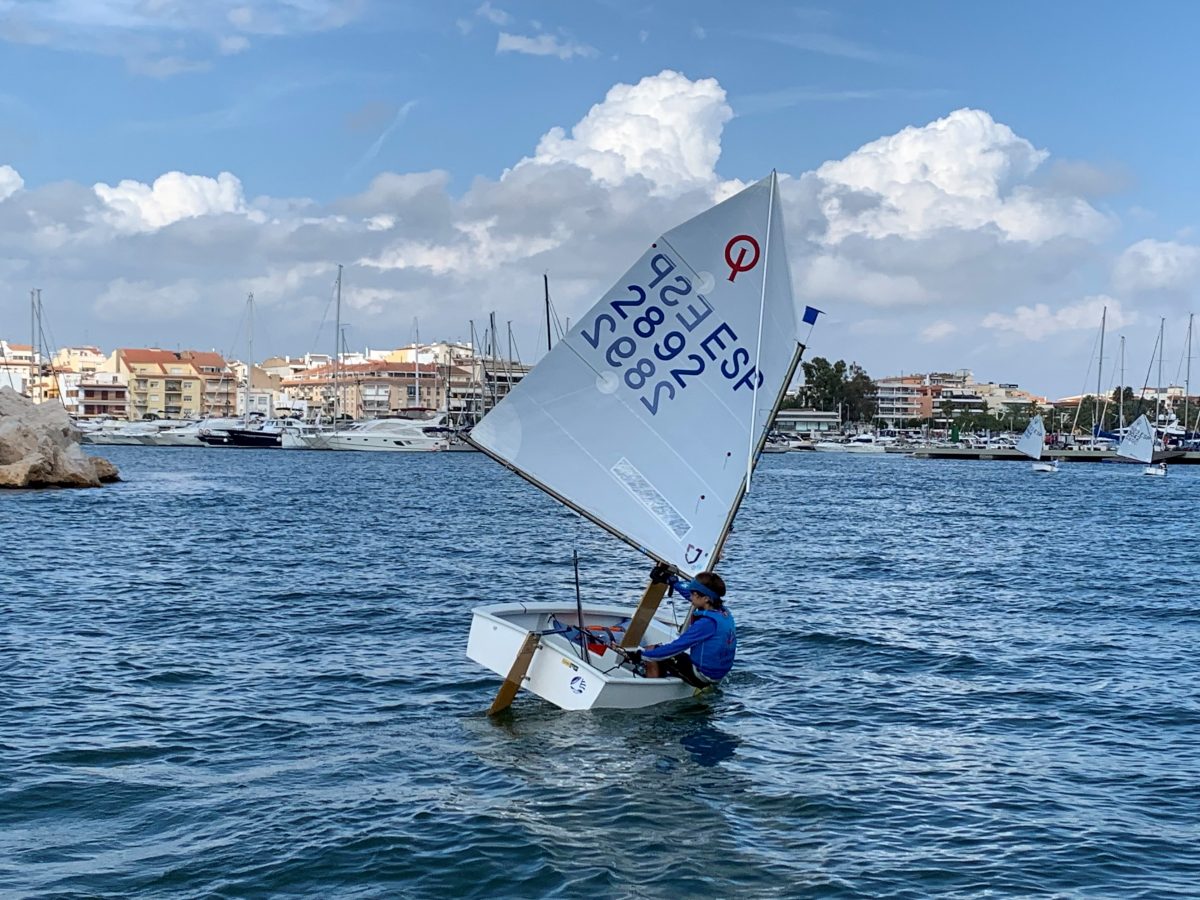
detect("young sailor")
[632,571,736,687]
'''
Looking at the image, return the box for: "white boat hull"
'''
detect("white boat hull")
[325,435,445,452]
[1031,461,1058,473]
[468,602,704,711]
[281,431,332,450]
[1143,464,1167,477]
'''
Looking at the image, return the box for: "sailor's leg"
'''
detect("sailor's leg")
[643,660,662,678]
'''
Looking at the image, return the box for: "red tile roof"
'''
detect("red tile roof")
[282,361,441,385]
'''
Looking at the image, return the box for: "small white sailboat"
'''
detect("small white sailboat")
[1115,413,1163,476]
[466,172,818,713]
[1016,414,1057,472]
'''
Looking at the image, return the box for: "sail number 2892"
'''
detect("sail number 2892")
[579,251,765,416]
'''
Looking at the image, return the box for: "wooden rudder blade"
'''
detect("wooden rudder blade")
[487,631,541,715]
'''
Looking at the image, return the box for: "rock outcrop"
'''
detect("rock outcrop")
[0,388,120,488]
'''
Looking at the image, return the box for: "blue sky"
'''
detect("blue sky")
[3,1,1200,397]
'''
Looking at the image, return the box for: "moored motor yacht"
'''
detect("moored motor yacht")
[323,416,447,452]
[813,433,893,453]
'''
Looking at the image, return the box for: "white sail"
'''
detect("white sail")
[471,174,801,575]
[1116,414,1155,463]
[1015,414,1045,460]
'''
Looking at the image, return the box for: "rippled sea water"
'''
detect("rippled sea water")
[3,447,1199,898]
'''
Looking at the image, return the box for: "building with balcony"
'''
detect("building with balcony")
[78,372,129,419]
[104,348,233,419]
[872,375,928,427]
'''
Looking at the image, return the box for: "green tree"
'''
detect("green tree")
[800,357,848,413]
[797,357,877,423]
[844,363,876,423]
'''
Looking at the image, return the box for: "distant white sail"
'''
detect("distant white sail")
[1116,414,1155,463]
[471,174,801,575]
[1015,414,1045,460]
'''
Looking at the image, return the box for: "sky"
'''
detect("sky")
[3,1,1200,398]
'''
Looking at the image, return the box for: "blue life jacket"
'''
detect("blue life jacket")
[690,608,736,681]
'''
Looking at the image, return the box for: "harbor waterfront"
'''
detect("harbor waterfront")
[907,447,1200,464]
[3,448,1199,896]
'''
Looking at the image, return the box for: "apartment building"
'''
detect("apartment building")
[78,372,129,419]
[0,340,37,395]
[282,361,443,419]
[873,370,1047,426]
[105,349,235,419]
[873,375,929,427]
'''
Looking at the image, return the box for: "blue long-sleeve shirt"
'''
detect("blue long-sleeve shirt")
[642,609,737,680]
[642,615,717,662]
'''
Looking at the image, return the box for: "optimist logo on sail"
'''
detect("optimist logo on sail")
[724,234,761,282]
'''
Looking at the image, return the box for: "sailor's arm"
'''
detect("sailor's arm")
[641,617,717,660]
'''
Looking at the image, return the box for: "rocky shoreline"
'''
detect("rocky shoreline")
[0,388,119,488]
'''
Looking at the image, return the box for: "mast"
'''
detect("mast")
[1157,316,1165,438]
[488,311,499,411]
[244,292,253,425]
[1185,313,1193,440]
[745,170,776,491]
[712,341,807,566]
[1119,336,1126,432]
[544,274,553,354]
[29,289,37,402]
[334,265,342,427]
[506,320,515,402]
[1094,305,1106,441]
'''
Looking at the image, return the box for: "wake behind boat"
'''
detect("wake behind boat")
[466,172,820,713]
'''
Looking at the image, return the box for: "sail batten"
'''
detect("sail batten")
[471,174,804,576]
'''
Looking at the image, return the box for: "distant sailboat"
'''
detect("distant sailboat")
[1116,414,1164,476]
[466,172,819,712]
[1016,414,1057,472]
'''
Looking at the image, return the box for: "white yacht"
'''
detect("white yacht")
[148,416,243,447]
[280,422,336,450]
[813,434,893,453]
[83,421,164,445]
[324,417,448,452]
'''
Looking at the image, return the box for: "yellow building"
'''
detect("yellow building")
[105,349,236,420]
[52,346,107,377]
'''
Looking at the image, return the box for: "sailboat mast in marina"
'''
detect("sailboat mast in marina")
[465,172,819,712]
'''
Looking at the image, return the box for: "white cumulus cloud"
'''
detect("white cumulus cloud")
[0,165,23,201]
[92,171,252,232]
[518,69,731,196]
[981,295,1135,341]
[1113,239,1200,295]
[813,108,1109,244]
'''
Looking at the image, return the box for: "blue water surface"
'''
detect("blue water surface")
[2,448,1198,898]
